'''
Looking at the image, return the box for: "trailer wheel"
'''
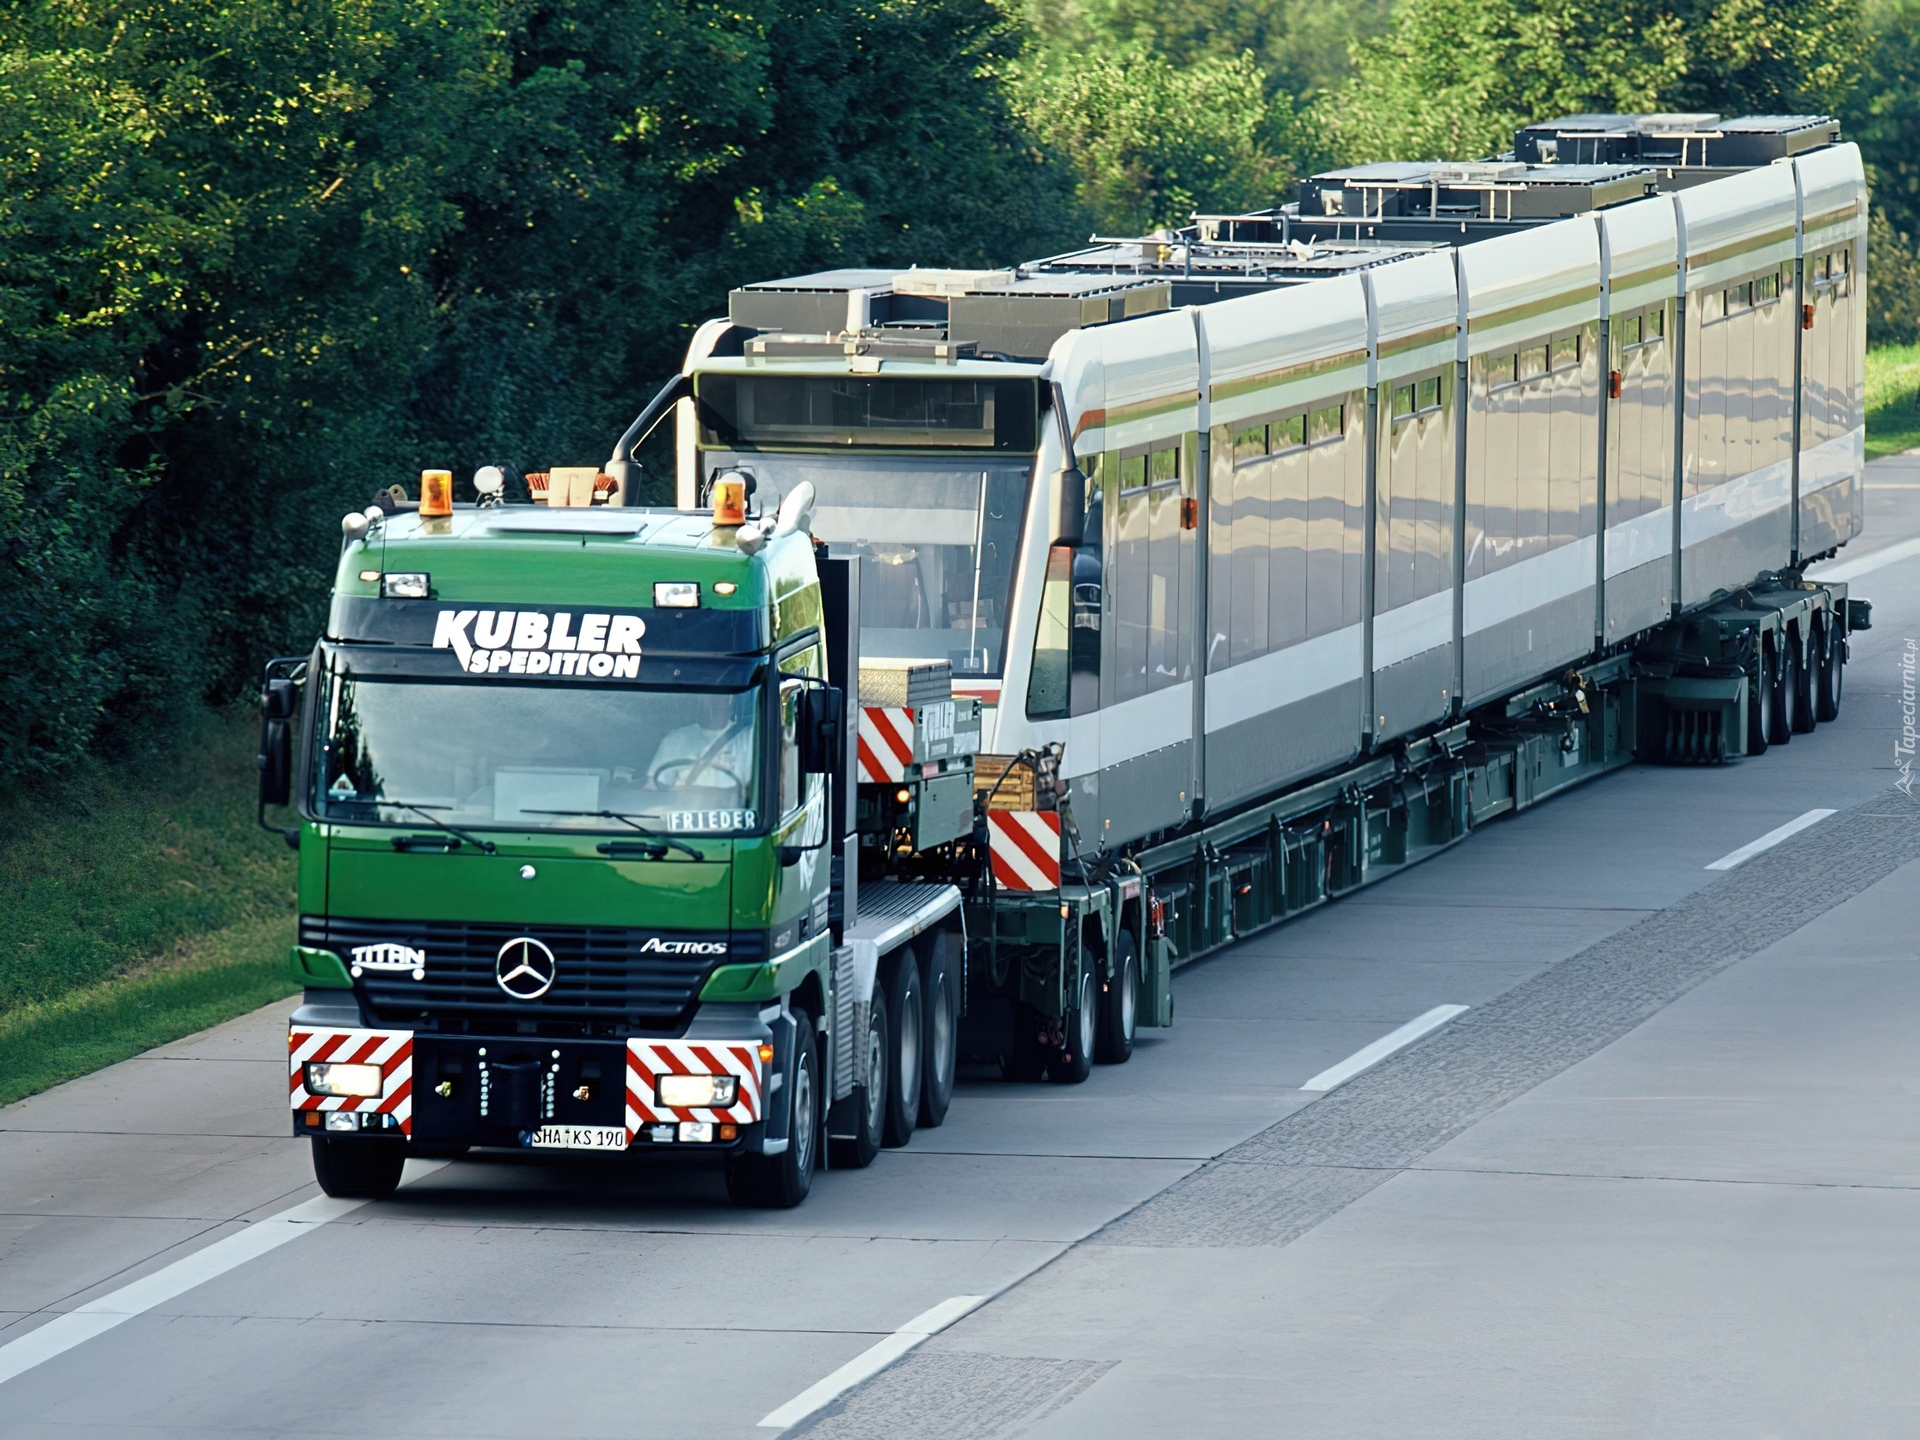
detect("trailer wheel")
[881,956,921,1147]
[1816,619,1844,721]
[727,1011,817,1208]
[310,1136,406,1199]
[1790,626,1816,733]
[1096,930,1139,1065]
[1747,640,1772,755]
[917,935,958,1128]
[1767,634,1795,745]
[828,1000,887,1170]
[1049,954,1097,1085]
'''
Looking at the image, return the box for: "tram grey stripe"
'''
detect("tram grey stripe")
[1093,789,1917,1249]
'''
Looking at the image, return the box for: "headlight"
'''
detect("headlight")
[306,1062,383,1098]
[657,1074,738,1108]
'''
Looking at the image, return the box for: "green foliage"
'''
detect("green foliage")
[1845,0,1920,240]
[0,709,294,1013]
[0,0,1079,783]
[1311,0,1869,166]
[1021,0,1391,102]
[1012,48,1293,232]
[1868,207,1920,346]
[1865,339,1920,457]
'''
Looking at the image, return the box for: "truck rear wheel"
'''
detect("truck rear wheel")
[917,934,958,1128]
[310,1136,406,1199]
[1049,955,1097,1085]
[1747,641,1772,755]
[1096,930,1139,1065]
[727,1012,817,1208]
[1768,634,1795,745]
[829,1000,887,1169]
[1817,619,1844,721]
[1790,627,1816,732]
[881,957,921,1147]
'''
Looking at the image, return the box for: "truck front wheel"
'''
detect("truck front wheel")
[310,1136,406,1199]
[829,1000,887,1169]
[727,1012,818,1208]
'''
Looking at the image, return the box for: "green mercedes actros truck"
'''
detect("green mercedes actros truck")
[270,110,1869,1208]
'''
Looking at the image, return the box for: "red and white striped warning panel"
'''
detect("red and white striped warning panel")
[624,1040,765,1132]
[289,1027,415,1134]
[857,706,916,782]
[988,810,1063,891]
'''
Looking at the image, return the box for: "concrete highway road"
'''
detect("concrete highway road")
[3,459,1918,1438]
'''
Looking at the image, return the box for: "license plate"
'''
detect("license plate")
[528,1125,629,1151]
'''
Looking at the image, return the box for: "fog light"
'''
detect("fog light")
[381,572,430,599]
[306,1062,382,1097]
[648,1124,676,1143]
[653,582,700,608]
[324,1111,360,1133]
[657,1074,737,1108]
[677,1121,714,1143]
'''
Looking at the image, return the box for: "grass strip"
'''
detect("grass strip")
[1866,340,1920,459]
[0,914,296,1108]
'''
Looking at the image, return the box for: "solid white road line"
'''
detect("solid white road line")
[758,1294,987,1430]
[1810,534,1920,585]
[0,1159,446,1388]
[1300,1005,1469,1093]
[1704,809,1836,870]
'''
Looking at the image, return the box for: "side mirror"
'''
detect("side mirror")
[258,677,297,809]
[797,685,843,775]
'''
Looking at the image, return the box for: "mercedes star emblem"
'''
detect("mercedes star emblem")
[495,936,557,1000]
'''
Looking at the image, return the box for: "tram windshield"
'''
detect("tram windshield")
[704,454,1032,678]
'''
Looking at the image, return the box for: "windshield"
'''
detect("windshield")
[705,454,1032,678]
[696,375,1039,451]
[315,674,762,835]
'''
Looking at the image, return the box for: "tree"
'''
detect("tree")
[1013,48,1294,233]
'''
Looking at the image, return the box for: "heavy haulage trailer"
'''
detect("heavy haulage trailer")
[266,111,1870,1207]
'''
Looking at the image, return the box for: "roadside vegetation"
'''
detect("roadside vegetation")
[0,712,295,1105]
[4,0,1920,1100]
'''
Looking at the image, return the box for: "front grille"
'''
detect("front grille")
[300,915,747,1035]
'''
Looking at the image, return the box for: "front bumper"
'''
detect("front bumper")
[289,1025,765,1153]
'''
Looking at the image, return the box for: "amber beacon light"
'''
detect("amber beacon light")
[712,476,748,526]
[419,469,455,517]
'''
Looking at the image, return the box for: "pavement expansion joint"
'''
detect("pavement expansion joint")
[1409,1163,1920,1192]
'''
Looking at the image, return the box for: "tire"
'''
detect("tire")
[1817,620,1844,722]
[828,997,887,1169]
[1747,639,1771,755]
[917,935,958,1129]
[1049,951,1097,1085]
[1004,1003,1048,1082]
[310,1136,406,1199]
[1790,627,1816,733]
[881,957,921,1147]
[1768,634,1794,745]
[1096,930,1139,1065]
[727,1012,818,1208]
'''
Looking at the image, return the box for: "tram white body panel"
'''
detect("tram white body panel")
[1596,196,1679,642]
[1198,278,1369,811]
[1363,251,1460,740]
[1674,163,1800,605]
[1793,142,1867,561]
[1458,218,1603,707]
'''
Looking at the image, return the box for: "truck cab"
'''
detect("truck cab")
[271,482,960,1207]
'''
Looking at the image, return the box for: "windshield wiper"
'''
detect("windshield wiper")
[377,800,498,855]
[524,809,704,860]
